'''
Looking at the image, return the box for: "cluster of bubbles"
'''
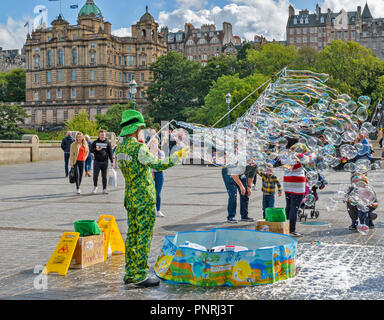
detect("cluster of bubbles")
[171,69,381,212]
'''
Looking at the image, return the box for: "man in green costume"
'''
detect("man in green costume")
[115,110,189,287]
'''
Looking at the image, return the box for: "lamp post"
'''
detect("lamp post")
[129,79,137,110]
[225,91,231,127]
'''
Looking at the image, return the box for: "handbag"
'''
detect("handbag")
[69,167,76,184]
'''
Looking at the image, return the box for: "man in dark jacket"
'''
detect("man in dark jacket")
[61,131,74,177]
[91,129,113,194]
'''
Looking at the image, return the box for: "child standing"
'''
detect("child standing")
[257,163,283,219]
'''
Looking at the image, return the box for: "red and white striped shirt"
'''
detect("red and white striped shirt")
[282,154,311,195]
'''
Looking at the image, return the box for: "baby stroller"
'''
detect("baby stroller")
[298,173,327,222]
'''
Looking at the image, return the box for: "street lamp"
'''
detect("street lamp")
[225,91,231,127]
[129,79,137,110]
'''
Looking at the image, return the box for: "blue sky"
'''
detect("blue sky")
[1,0,383,50]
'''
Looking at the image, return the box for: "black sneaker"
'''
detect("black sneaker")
[290,232,303,237]
[241,217,255,222]
[349,224,357,231]
[226,218,238,224]
[125,277,160,288]
[368,222,375,229]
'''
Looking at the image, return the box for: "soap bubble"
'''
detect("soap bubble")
[356,106,369,121]
[357,96,371,107]
[340,144,358,159]
[304,194,315,206]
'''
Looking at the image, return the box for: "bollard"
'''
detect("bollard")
[22,135,39,161]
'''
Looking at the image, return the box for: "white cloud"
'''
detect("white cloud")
[158,0,291,41]
[0,17,29,50]
[321,0,384,17]
[112,27,132,37]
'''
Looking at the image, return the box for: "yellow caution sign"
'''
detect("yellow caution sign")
[98,215,125,259]
[43,232,80,276]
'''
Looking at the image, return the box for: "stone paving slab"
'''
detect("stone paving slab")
[1,160,384,299]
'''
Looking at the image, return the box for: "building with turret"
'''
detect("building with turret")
[23,1,167,127]
[286,3,384,59]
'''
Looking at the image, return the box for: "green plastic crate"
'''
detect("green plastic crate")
[265,208,286,222]
[74,220,101,237]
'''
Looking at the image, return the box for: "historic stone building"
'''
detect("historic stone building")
[286,3,384,59]
[161,22,241,66]
[23,1,167,127]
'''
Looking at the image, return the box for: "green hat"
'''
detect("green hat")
[120,110,146,136]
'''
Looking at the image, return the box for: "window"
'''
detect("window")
[119,72,122,82]
[47,71,51,83]
[109,70,112,81]
[176,34,183,41]
[91,42,95,49]
[141,73,144,81]
[72,70,77,81]
[198,38,206,44]
[373,42,377,50]
[47,90,51,100]
[305,18,309,24]
[58,49,63,66]
[90,88,95,97]
[57,88,62,98]
[34,91,38,100]
[35,48,39,54]
[297,38,301,43]
[120,91,123,98]
[294,18,297,24]
[131,72,135,80]
[141,56,146,66]
[47,50,52,66]
[119,56,121,65]
[123,72,127,82]
[90,70,94,80]
[72,48,77,65]
[303,28,307,34]
[71,88,76,98]
[114,56,116,65]
[344,31,348,39]
[187,39,194,46]
[290,29,294,35]
[110,89,113,97]
[300,18,303,24]
[34,57,39,68]
[127,45,131,52]
[34,74,39,83]
[91,53,95,64]
[337,31,341,39]
[73,34,76,40]
[297,28,301,34]
[141,91,145,98]
[303,38,307,43]
[320,17,324,23]
[57,70,62,82]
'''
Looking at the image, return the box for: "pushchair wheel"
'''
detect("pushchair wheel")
[310,210,315,218]
[314,211,319,219]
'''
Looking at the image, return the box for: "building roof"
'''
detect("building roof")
[79,0,103,18]
[362,3,373,19]
[287,8,359,28]
[139,6,155,23]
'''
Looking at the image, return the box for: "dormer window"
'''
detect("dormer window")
[294,18,297,24]
[300,18,303,24]
[320,17,324,23]
[305,18,309,24]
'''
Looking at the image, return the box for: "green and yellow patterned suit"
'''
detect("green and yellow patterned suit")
[115,137,181,283]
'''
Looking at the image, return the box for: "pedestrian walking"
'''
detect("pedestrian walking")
[69,132,89,195]
[91,129,113,194]
[61,131,74,177]
[115,110,189,287]
[84,135,93,177]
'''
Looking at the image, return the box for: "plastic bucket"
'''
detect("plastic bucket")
[265,208,286,222]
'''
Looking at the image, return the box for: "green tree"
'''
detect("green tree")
[196,54,237,104]
[146,51,201,123]
[293,46,319,70]
[0,104,29,139]
[0,69,26,102]
[185,73,269,127]
[65,110,99,136]
[246,43,298,77]
[95,103,132,136]
[316,40,384,110]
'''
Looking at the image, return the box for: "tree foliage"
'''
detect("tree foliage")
[0,104,28,139]
[146,51,201,123]
[95,103,132,136]
[0,69,25,102]
[64,110,99,136]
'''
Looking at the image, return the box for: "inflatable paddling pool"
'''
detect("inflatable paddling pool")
[154,228,297,287]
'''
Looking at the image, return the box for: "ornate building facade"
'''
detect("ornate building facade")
[23,1,167,127]
[286,3,384,59]
[161,22,241,66]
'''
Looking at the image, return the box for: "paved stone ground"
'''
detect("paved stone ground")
[1,160,384,300]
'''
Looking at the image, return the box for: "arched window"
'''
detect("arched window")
[47,50,52,66]
[142,29,146,38]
